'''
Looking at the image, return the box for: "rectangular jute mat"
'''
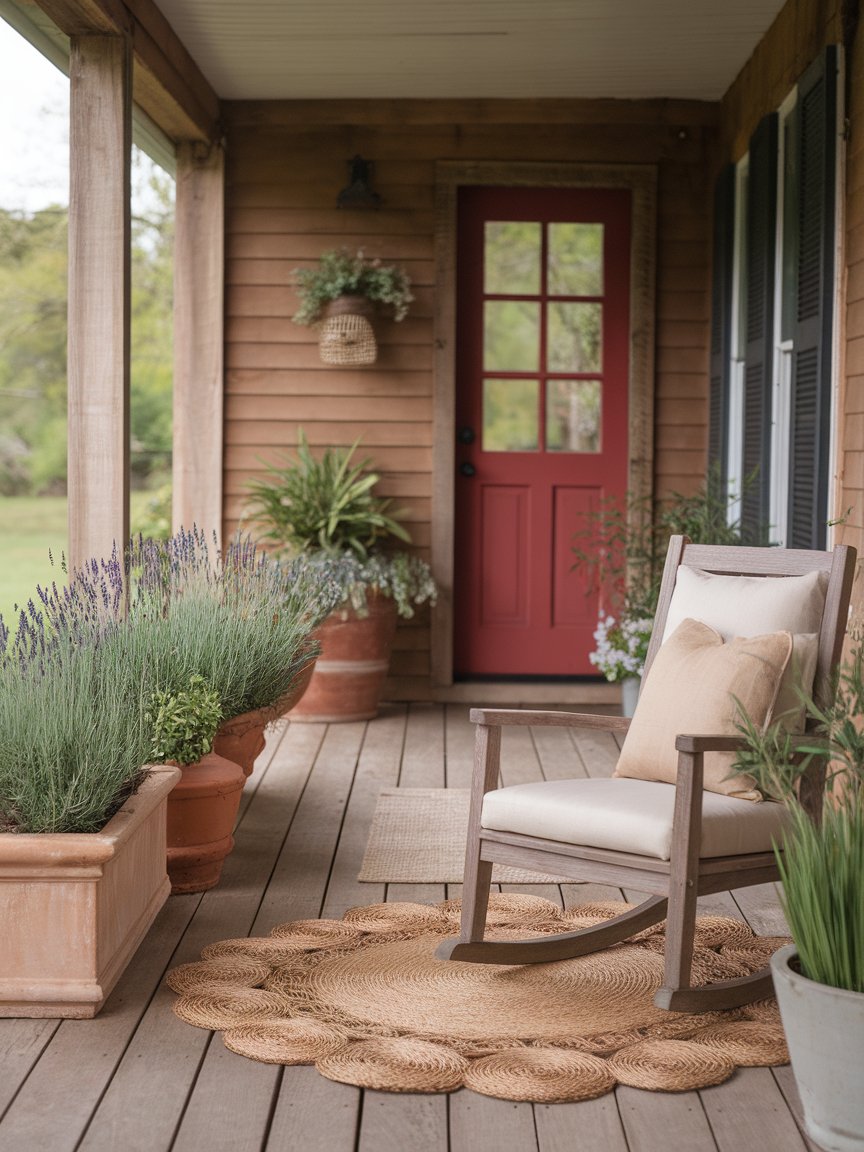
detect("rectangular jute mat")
[358,787,575,885]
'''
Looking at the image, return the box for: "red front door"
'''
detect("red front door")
[453,186,631,676]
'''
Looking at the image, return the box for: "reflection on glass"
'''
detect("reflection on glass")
[483,379,539,451]
[548,302,602,372]
[546,380,602,453]
[548,223,603,296]
[484,301,539,372]
[484,221,541,295]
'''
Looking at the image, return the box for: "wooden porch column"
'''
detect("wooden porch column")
[173,141,225,544]
[67,35,132,573]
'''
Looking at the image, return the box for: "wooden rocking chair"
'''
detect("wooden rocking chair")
[437,536,857,1012]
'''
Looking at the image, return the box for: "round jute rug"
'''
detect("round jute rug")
[167,895,790,1102]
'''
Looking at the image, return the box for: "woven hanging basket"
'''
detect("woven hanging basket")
[317,295,377,366]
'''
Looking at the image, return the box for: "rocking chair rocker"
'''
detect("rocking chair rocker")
[437,536,857,1012]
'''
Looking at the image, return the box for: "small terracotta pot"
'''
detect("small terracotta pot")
[290,595,398,723]
[213,657,317,776]
[165,751,246,894]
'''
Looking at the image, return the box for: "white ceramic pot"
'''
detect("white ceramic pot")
[620,676,641,718]
[771,943,864,1152]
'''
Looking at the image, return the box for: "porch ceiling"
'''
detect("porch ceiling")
[155,0,786,102]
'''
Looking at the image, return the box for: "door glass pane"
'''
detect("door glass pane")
[484,222,541,294]
[548,223,603,296]
[484,301,539,371]
[546,380,602,453]
[483,379,539,451]
[548,302,602,372]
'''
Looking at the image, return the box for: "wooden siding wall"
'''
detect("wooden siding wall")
[222,101,717,697]
[717,0,864,631]
[719,0,843,162]
[842,12,864,631]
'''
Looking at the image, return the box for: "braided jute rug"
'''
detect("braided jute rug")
[167,895,790,1103]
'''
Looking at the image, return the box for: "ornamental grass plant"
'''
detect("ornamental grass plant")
[734,643,864,993]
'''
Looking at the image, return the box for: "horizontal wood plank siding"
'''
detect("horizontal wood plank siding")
[222,103,717,695]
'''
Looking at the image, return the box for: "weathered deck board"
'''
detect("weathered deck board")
[0,704,803,1152]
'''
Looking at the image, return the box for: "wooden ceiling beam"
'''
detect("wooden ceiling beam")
[32,0,220,142]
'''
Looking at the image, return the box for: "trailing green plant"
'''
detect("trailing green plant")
[305,551,437,619]
[733,642,864,993]
[246,432,410,559]
[147,674,222,766]
[292,248,413,326]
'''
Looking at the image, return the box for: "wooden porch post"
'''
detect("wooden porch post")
[173,141,225,544]
[67,35,132,573]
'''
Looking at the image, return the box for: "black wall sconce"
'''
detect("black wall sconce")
[337,155,382,210]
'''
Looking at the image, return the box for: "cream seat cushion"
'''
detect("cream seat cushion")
[481,777,790,861]
[614,618,791,800]
[662,565,825,727]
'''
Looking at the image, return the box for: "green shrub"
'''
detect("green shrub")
[147,674,222,766]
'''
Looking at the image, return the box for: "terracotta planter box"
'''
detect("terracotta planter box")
[0,765,180,1019]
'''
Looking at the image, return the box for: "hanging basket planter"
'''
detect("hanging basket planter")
[317,295,377,366]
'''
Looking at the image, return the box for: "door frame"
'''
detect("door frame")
[431,161,658,688]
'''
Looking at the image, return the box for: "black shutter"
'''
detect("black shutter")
[709,165,735,487]
[741,113,778,543]
[788,47,838,549]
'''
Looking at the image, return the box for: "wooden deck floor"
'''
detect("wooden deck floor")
[0,704,817,1152]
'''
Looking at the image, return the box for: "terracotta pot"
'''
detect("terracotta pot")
[166,751,246,894]
[212,657,317,776]
[0,765,180,1018]
[290,595,398,722]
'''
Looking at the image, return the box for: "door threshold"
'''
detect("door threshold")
[428,680,621,708]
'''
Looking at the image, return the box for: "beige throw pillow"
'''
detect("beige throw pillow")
[661,566,828,643]
[614,618,792,801]
[661,566,826,733]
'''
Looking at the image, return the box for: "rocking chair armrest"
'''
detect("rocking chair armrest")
[674,733,749,755]
[469,707,632,732]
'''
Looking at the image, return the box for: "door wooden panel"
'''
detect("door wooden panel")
[454,186,631,677]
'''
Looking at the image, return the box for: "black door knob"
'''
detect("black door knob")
[459,462,476,477]
[457,426,476,445]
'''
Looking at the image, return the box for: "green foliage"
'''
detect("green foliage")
[246,431,411,560]
[572,469,756,622]
[734,645,864,992]
[0,158,174,495]
[131,481,172,541]
[292,248,413,326]
[308,551,438,619]
[147,674,222,766]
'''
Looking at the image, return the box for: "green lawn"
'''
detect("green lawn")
[0,496,67,626]
[0,494,152,628]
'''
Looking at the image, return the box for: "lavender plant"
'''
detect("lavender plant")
[0,529,338,833]
[0,553,151,833]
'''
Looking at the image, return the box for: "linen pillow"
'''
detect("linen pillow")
[662,566,827,642]
[661,566,826,732]
[614,618,792,801]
